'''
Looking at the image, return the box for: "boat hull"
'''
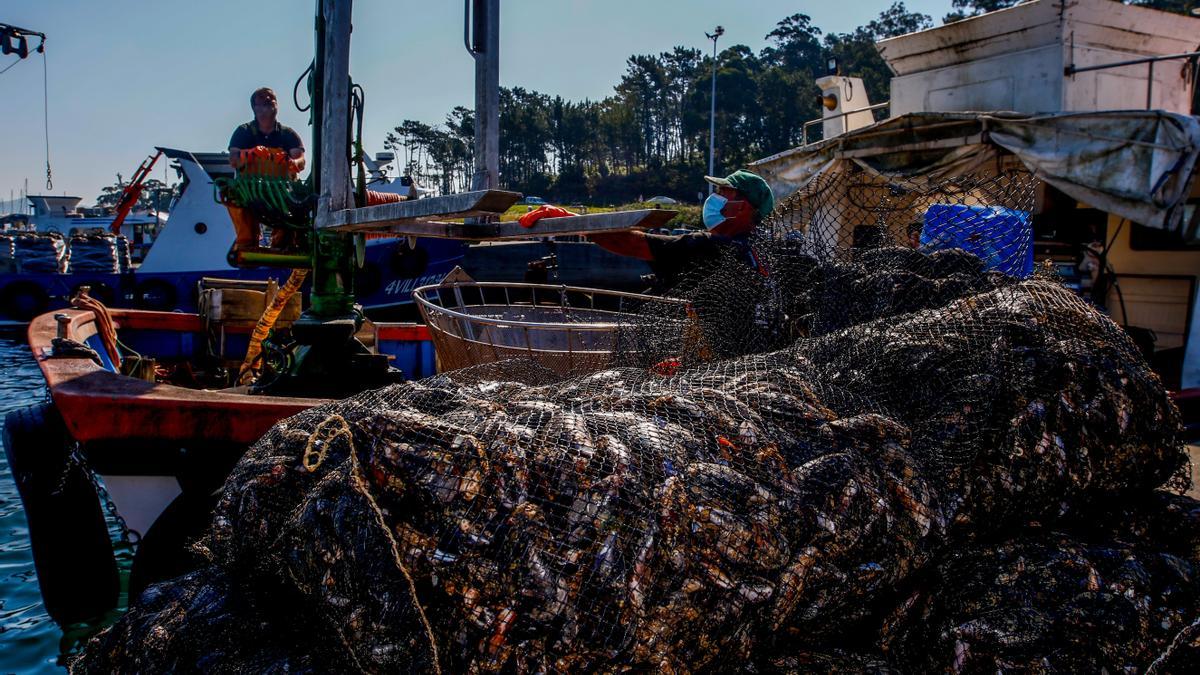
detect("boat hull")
[11,305,436,616]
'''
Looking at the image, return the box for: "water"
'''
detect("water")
[0,333,129,672]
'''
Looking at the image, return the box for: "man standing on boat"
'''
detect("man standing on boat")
[228,87,305,171]
[225,87,306,253]
[588,169,775,291]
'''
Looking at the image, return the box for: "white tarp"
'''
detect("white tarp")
[751,111,1200,238]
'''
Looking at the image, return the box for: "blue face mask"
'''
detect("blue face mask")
[702,193,728,230]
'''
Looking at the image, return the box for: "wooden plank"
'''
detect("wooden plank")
[317,0,353,223]
[368,209,679,240]
[320,189,521,231]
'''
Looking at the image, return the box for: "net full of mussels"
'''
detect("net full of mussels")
[73,243,1193,674]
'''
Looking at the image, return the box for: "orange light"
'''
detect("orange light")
[822,94,838,111]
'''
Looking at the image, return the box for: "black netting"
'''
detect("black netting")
[73,167,1195,673]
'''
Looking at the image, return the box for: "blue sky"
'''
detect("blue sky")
[1,1,954,209]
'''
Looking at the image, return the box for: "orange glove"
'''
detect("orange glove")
[518,205,578,228]
[235,146,296,177]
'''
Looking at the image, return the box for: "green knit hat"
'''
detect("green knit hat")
[704,170,775,220]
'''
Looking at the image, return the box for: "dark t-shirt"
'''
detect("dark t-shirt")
[228,121,304,154]
[644,231,751,291]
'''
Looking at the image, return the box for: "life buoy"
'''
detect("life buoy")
[2,404,119,624]
[136,279,178,312]
[0,281,49,321]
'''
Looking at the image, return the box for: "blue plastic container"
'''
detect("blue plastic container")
[920,204,1033,278]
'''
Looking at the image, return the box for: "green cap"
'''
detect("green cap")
[704,170,775,220]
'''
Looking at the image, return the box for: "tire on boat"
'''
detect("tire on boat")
[71,281,116,306]
[135,279,178,312]
[0,281,50,322]
[389,239,429,278]
[2,403,119,624]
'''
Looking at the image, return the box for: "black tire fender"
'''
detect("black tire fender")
[71,281,116,306]
[389,240,429,278]
[0,281,50,321]
[136,279,179,312]
[2,404,119,624]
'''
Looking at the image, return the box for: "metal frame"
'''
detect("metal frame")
[1065,51,1200,110]
[802,101,890,147]
[414,281,686,331]
[414,281,688,374]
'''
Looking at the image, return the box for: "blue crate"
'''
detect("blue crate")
[920,203,1033,278]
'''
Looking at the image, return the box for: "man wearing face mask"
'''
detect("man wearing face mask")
[589,170,774,292]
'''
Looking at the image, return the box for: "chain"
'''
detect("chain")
[42,47,52,191]
[56,442,140,547]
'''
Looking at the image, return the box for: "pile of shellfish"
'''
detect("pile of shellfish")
[74,247,1194,673]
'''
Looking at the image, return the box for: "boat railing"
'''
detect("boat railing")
[1064,51,1200,111]
[802,101,890,147]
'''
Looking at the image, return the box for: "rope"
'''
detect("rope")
[297,414,443,671]
[1146,616,1200,674]
[300,414,353,473]
[70,289,120,368]
[340,421,443,673]
[237,268,308,385]
[0,58,18,75]
[42,48,52,191]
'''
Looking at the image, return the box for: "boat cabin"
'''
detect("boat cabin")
[756,0,1200,404]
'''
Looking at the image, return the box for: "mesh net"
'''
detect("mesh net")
[74,166,1197,673]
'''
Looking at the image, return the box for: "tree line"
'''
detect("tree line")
[387,3,932,205]
[385,0,1193,205]
[94,1,1189,209]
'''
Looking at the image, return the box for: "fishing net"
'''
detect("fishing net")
[881,493,1200,672]
[73,166,1194,673]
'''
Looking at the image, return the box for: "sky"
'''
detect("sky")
[1,0,955,211]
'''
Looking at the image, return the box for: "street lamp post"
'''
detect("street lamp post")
[705,25,724,192]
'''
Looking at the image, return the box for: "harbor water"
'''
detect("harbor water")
[0,332,127,673]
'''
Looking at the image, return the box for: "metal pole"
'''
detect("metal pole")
[467,0,500,192]
[1147,59,1154,110]
[706,26,723,190]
